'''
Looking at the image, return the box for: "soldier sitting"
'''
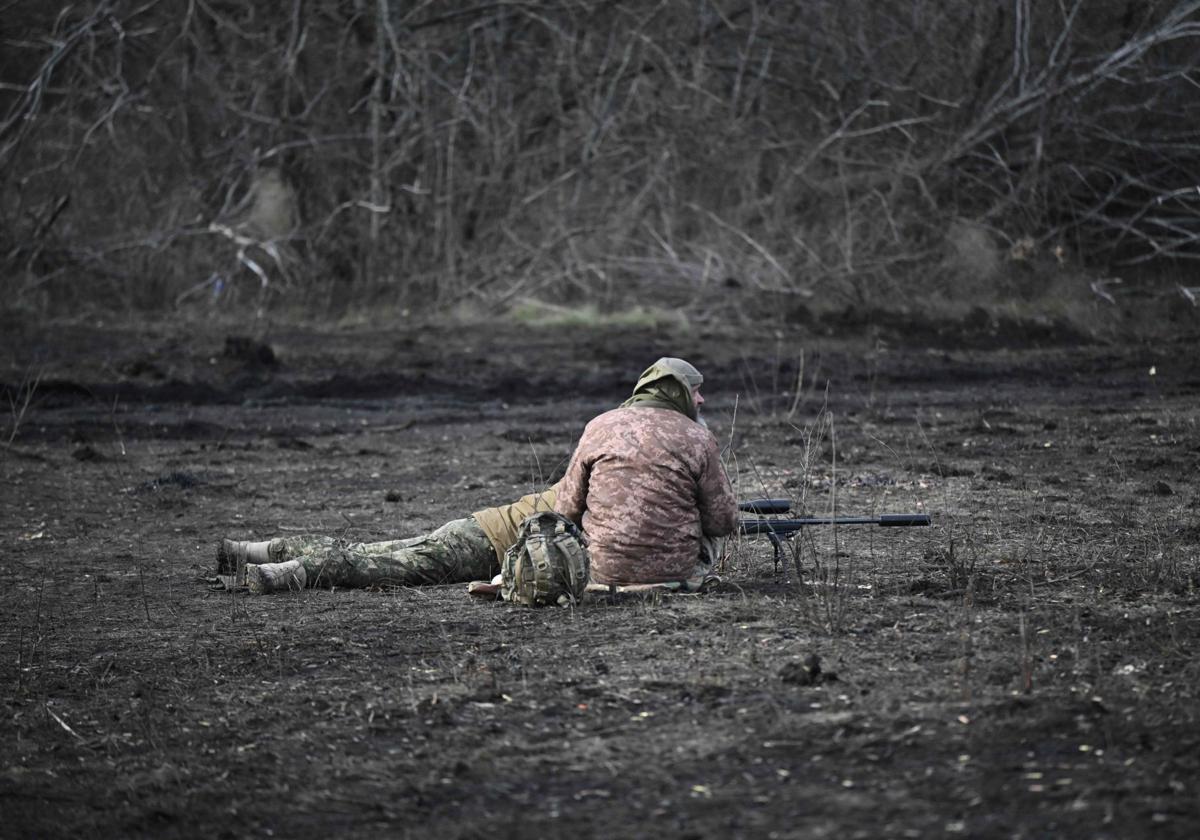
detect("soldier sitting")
[555,357,737,590]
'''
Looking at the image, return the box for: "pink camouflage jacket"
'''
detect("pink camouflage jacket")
[554,406,738,585]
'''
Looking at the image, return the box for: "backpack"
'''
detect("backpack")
[501,511,590,607]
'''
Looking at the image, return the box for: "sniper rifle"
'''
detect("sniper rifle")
[738,498,931,570]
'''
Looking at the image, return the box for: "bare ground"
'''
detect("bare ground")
[2,313,1199,839]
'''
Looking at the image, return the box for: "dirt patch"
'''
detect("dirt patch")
[2,318,1199,838]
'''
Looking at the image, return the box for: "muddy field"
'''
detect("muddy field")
[2,312,1199,839]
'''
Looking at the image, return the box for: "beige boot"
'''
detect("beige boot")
[245,559,307,594]
[216,539,283,586]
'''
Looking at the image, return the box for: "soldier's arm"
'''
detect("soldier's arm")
[695,437,738,537]
[553,444,591,526]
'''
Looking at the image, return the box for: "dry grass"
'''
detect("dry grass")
[506,300,688,331]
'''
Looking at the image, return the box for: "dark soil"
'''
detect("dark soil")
[3,315,1199,839]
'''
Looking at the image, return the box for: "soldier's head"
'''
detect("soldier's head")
[629,357,706,422]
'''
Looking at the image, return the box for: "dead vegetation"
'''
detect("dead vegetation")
[4,2,1200,320]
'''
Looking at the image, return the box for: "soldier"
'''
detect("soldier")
[555,357,739,590]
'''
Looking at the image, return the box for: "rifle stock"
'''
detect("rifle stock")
[738,498,791,516]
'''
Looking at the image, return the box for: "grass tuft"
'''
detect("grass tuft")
[507,300,689,330]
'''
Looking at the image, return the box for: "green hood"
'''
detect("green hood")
[620,357,703,420]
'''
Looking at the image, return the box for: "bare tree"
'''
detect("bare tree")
[2,1,1199,316]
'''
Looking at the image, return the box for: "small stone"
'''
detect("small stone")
[983,464,1014,482]
[781,654,822,686]
[72,445,104,462]
[223,336,277,367]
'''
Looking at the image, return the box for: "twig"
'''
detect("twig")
[110,394,126,457]
[1090,278,1121,305]
[687,202,791,285]
[138,566,152,624]
[1019,611,1033,694]
[5,367,42,447]
[45,706,85,741]
[526,438,546,494]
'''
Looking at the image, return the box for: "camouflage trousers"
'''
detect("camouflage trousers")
[271,517,497,589]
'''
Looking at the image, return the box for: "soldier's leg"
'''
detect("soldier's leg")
[217,532,430,586]
[248,517,497,593]
[700,535,726,570]
[217,535,329,587]
[683,535,726,592]
[217,539,282,586]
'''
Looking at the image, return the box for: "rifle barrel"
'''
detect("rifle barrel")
[740,513,930,534]
[878,514,931,526]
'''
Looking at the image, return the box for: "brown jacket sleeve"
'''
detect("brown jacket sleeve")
[554,440,591,525]
[696,437,738,537]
